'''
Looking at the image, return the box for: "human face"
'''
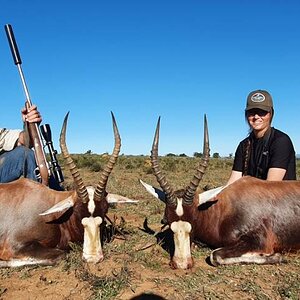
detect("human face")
[246,108,272,137]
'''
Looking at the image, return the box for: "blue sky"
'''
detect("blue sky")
[1,0,300,157]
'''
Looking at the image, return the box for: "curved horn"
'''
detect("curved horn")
[183,114,210,204]
[93,112,121,202]
[60,112,89,203]
[150,117,176,205]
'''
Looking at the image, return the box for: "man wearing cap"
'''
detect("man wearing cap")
[227,89,296,185]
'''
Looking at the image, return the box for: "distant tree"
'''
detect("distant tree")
[166,153,176,157]
[229,153,233,159]
[193,152,203,158]
[213,152,220,159]
[85,150,92,155]
[179,153,187,157]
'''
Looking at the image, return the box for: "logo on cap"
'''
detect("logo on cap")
[251,92,265,103]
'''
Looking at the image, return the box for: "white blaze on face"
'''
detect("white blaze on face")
[81,216,103,263]
[170,221,192,269]
[87,186,96,215]
[175,198,184,217]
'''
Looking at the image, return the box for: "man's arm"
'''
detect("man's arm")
[0,129,22,152]
[226,170,243,185]
[266,167,286,181]
[0,105,42,151]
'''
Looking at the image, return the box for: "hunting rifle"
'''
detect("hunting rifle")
[4,24,64,187]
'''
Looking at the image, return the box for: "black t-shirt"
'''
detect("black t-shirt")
[232,127,296,180]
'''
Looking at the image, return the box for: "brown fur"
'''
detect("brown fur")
[163,176,300,266]
[0,178,108,264]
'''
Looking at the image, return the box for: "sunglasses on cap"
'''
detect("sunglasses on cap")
[246,108,269,117]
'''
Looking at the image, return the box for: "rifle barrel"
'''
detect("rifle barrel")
[5,24,32,105]
[4,24,49,186]
[4,24,22,65]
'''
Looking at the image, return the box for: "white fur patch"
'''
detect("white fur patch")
[175,198,184,217]
[210,250,282,265]
[170,221,192,269]
[0,258,56,268]
[87,186,96,215]
[81,216,103,263]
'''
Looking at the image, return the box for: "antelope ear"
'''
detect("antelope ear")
[106,193,139,204]
[39,195,75,222]
[139,179,166,203]
[198,186,226,206]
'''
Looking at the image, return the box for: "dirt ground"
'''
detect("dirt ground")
[1,207,300,300]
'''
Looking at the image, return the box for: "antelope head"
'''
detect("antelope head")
[140,115,210,269]
[41,111,121,264]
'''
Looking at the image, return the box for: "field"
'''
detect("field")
[1,155,300,300]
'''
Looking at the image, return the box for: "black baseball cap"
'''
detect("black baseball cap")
[246,90,273,112]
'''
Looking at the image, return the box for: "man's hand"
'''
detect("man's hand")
[18,104,42,147]
[21,104,42,124]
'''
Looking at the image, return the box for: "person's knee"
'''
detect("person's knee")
[24,147,36,163]
[15,146,37,180]
[0,146,35,182]
[13,145,30,157]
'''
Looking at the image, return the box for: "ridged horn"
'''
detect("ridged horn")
[93,112,121,202]
[60,112,89,203]
[150,117,176,205]
[183,114,210,204]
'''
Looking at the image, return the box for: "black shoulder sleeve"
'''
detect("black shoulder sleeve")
[232,142,244,172]
[269,130,295,169]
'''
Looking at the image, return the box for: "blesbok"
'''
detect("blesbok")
[140,115,300,269]
[0,112,135,267]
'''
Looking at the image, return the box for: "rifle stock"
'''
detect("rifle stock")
[27,120,49,186]
[4,24,63,186]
